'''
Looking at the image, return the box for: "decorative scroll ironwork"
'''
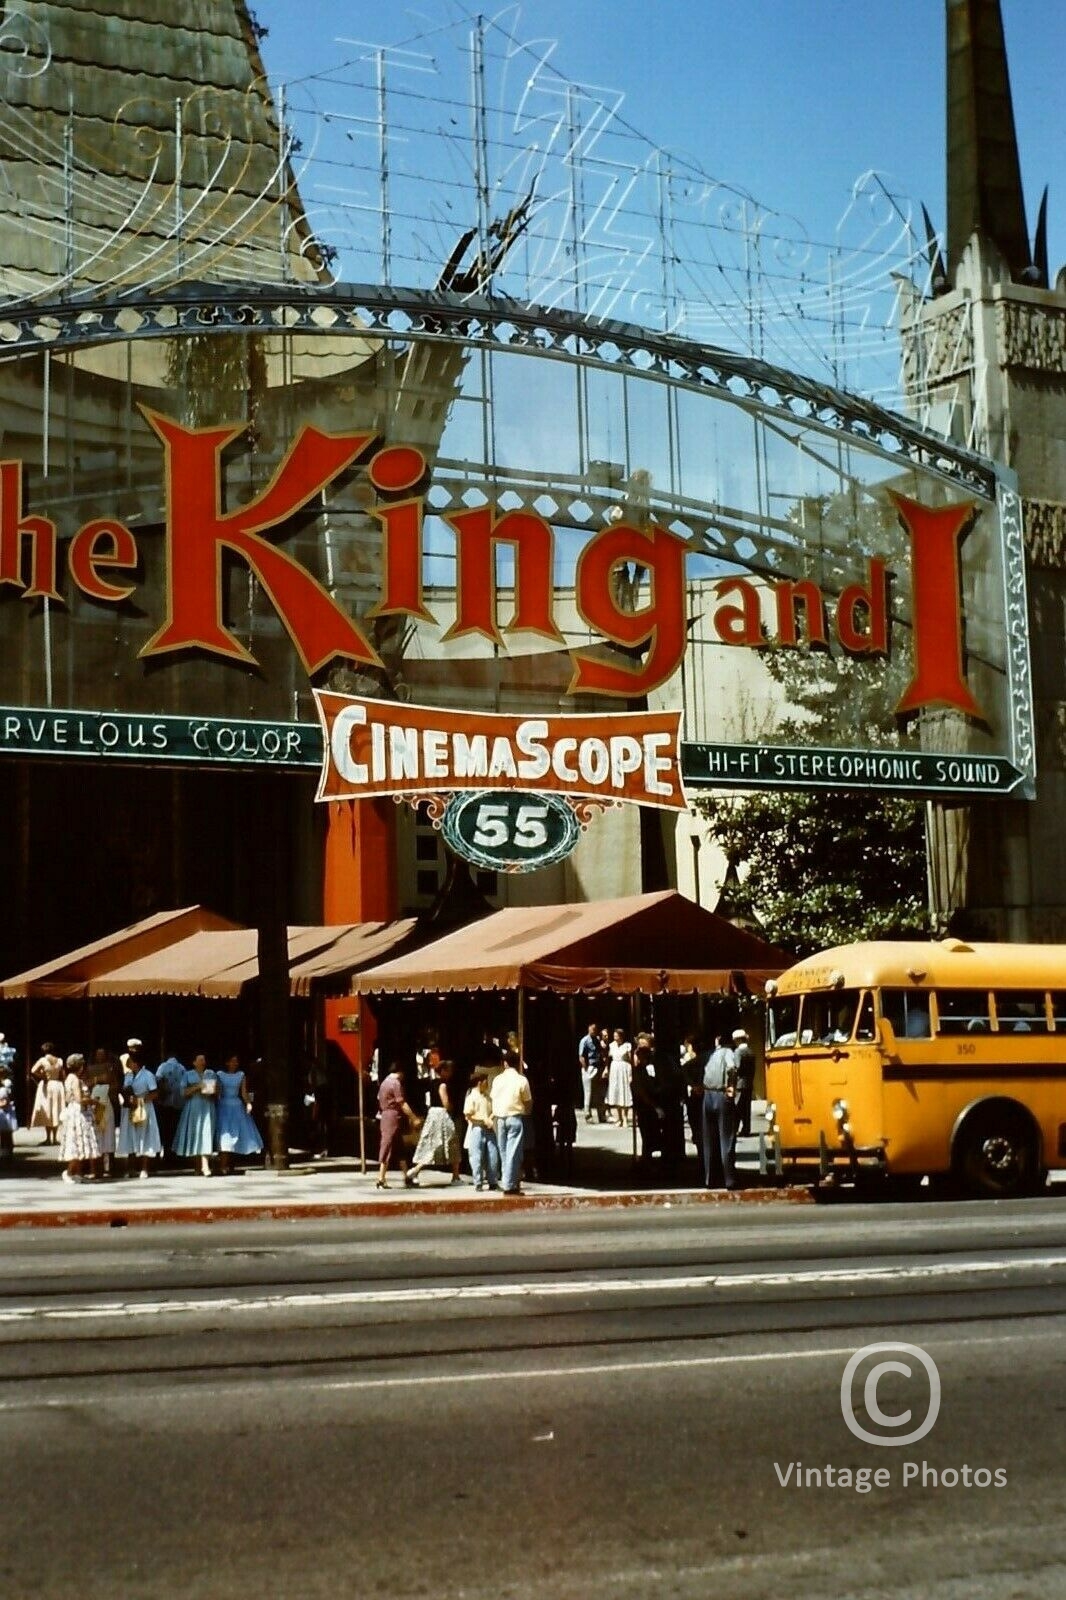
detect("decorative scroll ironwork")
[0,7,956,418]
[0,280,997,496]
[998,481,1037,789]
[0,9,52,79]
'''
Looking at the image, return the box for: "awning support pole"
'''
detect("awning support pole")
[629,992,638,1167]
[357,1011,367,1174]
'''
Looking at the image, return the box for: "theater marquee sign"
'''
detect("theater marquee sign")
[0,415,1015,717]
[314,693,684,871]
[0,391,1035,821]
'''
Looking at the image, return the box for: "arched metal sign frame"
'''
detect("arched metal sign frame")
[0,279,998,499]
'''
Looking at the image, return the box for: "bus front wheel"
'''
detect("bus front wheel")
[952,1103,1044,1200]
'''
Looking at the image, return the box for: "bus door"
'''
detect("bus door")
[770,989,877,1147]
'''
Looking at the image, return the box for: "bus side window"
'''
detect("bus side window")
[1051,994,1066,1032]
[992,991,1049,1034]
[936,990,991,1035]
[881,989,931,1040]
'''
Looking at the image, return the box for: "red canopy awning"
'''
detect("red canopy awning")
[0,907,242,1001]
[1,913,420,1001]
[353,891,789,996]
[84,921,419,999]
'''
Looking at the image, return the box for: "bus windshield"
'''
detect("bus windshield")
[768,995,800,1047]
[769,990,862,1047]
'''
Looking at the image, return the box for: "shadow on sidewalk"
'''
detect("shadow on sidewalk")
[4,1127,767,1194]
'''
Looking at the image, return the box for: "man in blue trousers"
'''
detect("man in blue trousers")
[702,1034,738,1190]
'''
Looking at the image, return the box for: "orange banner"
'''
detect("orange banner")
[314,692,685,811]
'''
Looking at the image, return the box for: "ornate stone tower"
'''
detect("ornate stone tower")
[900,0,1066,939]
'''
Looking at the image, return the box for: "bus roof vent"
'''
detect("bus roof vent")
[939,937,974,954]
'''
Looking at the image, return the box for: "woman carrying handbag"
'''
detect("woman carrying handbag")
[116,1048,163,1179]
[376,1063,420,1190]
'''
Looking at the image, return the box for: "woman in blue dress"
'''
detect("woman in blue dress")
[116,1049,163,1178]
[215,1054,263,1173]
[171,1053,218,1176]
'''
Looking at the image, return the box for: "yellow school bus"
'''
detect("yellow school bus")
[764,939,1066,1197]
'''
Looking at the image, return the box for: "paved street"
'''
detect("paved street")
[3,1198,1065,1598]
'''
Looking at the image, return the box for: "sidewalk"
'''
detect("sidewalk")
[0,1120,811,1227]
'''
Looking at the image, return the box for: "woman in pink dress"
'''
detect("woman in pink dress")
[376,1064,418,1189]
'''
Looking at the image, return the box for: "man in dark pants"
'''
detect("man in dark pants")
[631,1041,661,1172]
[732,1028,756,1140]
[702,1034,738,1190]
[681,1036,704,1167]
[154,1054,185,1167]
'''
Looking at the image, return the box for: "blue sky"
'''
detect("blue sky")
[255,0,1065,283]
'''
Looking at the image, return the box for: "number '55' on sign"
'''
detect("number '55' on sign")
[441,791,581,873]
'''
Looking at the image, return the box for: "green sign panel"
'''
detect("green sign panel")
[441,790,581,872]
[681,742,1026,797]
[1,707,1028,800]
[0,706,323,768]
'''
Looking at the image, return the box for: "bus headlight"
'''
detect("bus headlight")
[831,1098,853,1143]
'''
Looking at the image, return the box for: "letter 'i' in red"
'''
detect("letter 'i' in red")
[891,493,985,720]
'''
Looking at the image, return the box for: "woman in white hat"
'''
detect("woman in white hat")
[116,1047,163,1178]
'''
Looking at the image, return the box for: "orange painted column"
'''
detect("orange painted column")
[323,798,398,923]
[322,799,395,1163]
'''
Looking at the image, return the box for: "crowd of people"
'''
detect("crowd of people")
[375,1041,536,1194]
[371,1018,759,1193]
[0,1018,759,1191]
[3,1037,265,1182]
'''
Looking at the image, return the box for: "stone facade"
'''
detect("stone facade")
[904,242,1066,939]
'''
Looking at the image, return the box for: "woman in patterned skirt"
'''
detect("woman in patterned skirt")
[407,1061,463,1187]
[58,1054,101,1184]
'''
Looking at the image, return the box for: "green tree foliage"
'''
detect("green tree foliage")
[692,485,935,957]
[695,789,930,958]
[761,490,916,749]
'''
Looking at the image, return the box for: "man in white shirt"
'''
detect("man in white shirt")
[490,1051,532,1195]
